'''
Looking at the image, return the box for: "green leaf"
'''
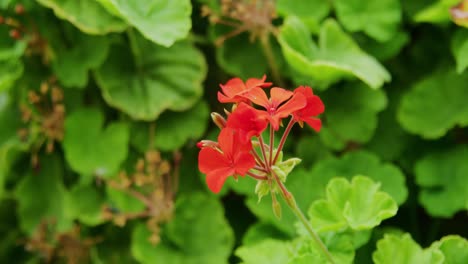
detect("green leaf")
[366,89,412,161]
[104,0,192,47]
[451,29,468,74]
[210,25,282,79]
[308,176,398,232]
[415,146,468,217]
[236,239,291,264]
[36,0,127,34]
[356,31,409,61]
[373,233,444,264]
[131,192,234,264]
[432,235,468,264]
[0,59,23,92]
[242,222,290,246]
[333,0,402,42]
[309,150,408,205]
[398,70,468,139]
[295,134,333,168]
[94,32,206,121]
[130,100,209,152]
[414,0,459,23]
[14,155,73,234]
[276,0,331,33]
[52,27,110,88]
[278,17,390,89]
[63,108,130,179]
[64,183,106,226]
[319,83,388,150]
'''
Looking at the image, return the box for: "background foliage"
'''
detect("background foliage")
[0,0,467,263]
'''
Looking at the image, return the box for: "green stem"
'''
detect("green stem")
[259,33,284,87]
[272,171,336,264]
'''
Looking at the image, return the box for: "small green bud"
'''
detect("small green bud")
[271,193,282,219]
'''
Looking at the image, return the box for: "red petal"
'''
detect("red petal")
[270,87,293,108]
[218,128,235,158]
[198,147,229,173]
[220,78,245,97]
[244,87,270,107]
[206,167,235,193]
[233,151,256,175]
[303,117,322,132]
[245,75,272,89]
[270,93,306,130]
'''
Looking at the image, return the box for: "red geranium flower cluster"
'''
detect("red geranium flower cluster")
[198,75,324,193]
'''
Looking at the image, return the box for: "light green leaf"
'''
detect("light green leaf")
[319,83,388,150]
[52,27,110,88]
[130,100,209,152]
[63,108,129,179]
[451,29,468,74]
[0,59,23,92]
[36,0,127,34]
[236,239,291,264]
[432,235,468,264]
[308,176,398,232]
[398,70,468,139]
[104,0,192,47]
[131,192,234,264]
[309,150,408,205]
[333,0,401,42]
[276,0,331,33]
[242,222,290,246]
[106,186,145,214]
[373,233,444,264]
[278,17,390,89]
[414,0,459,23]
[94,32,206,121]
[415,146,468,217]
[64,183,106,226]
[15,155,73,234]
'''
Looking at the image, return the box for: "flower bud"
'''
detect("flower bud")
[211,112,226,129]
[271,193,282,219]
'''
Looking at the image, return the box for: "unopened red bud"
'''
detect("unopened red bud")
[9,29,21,40]
[15,4,25,15]
[197,140,218,149]
[211,112,226,129]
[0,16,4,24]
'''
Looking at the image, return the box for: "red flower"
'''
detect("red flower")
[198,128,255,193]
[226,102,268,142]
[292,86,324,131]
[245,87,306,130]
[217,75,272,103]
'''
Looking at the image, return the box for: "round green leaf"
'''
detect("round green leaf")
[14,155,73,234]
[131,192,234,264]
[333,0,402,42]
[52,28,110,88]
[415,146,468,217]
[373,233,444,264]
[63,108,130,179]
[308,176,398,232]
[105,0,192,47]
[276,0,331,33]
[451,29,468,74]
[432,235,468,264]
[398,70,468,139]
[278,17,390,89]
[94,33,206,121]
[36,0,127,34]
[308,150,408,205]
[319,83,388,150]
[131,100,209,152]
[64,183,106,226]
[0,59,23,92]
[236,239,291,264]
